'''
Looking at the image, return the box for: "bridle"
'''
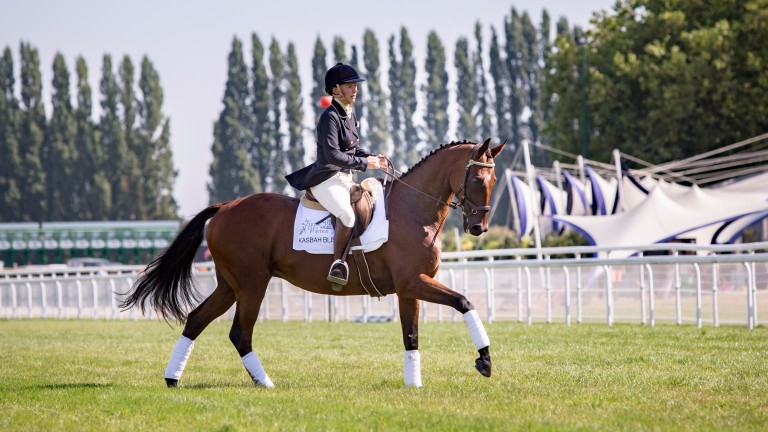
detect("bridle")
[380,145,496,227]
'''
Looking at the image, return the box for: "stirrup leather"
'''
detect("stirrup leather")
[327,259,350,285]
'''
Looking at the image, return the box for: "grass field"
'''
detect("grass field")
[1,320,766,431]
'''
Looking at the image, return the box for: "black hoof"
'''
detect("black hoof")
[165,378,178,388]
[475,347,492,378]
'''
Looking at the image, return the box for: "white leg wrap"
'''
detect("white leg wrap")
[403,350,423,388]
[464,310,490,350]
[242,352,275,388]
[164,335,194,380]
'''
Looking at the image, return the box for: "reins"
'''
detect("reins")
[378,144,496,220]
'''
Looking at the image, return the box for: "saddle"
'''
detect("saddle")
[300,177,384,297]
[300,177,378,239]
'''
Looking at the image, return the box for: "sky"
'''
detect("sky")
[1,0,615,218]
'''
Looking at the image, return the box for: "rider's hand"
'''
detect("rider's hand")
[366,156,381,169]
[377,155,388,167]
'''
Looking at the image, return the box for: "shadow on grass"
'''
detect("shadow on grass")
[36,383,113,390]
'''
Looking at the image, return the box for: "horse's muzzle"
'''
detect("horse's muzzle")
[469,224,486,236]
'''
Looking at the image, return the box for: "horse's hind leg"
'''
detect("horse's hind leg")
[228,273,274,388]
[400,274,492,380]
[165,274,235,388]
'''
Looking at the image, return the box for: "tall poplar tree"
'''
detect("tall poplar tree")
[0,47,22,221]
[424,31,450,144]
[118,56,141,219]
[505,8,526,146]
[73,56,109,220]
[19,42,47,222]
[45,53,77,220]
[387,34,403,168]
[399,28,418,166]
[454,36,478,142]
[489,26,510,142]
[475,22,493,142]
[269,38,287,193]
[250,33,270,194]
[208,37,258,203]
[138,56,177,219]
[99,54,123,219]
[284,42,304,196]
[310,36,328,126]
[333,36,347,64]
[363,29,388,157]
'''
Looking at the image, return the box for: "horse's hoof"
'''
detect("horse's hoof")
[475,357,492,377]
[165,378,178,388]
[475,347,492,378]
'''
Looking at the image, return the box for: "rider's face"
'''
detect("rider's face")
[334,83,358,104]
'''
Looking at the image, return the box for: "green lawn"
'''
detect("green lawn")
[0,319,766,431]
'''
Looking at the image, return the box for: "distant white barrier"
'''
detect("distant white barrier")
[1,242,766,328]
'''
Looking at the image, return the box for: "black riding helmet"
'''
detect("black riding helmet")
[324,63,365,95]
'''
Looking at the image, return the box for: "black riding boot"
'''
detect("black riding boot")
[327,221,354,291]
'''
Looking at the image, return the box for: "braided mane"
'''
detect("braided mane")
[399,140,475,180]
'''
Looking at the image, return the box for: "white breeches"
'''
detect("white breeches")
[310,172,356,228]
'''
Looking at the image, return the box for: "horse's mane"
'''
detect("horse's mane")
[399,140,475,181]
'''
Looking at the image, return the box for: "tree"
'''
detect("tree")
[489,26,510,143]
[310,36,328,126]
[269,38,287,193]
[332,36,347,64]
[399,28,419,167]
[73,56,109,220]
[504,8,526,147]
[208,37,259,203]
[387,34,403,167]
[137,56,177,219]
[474,22,493,142]
[284,42,304,196]
[350,45,363,122]
[45,53,77,220]
[454,36,478,142]
[383,28,419,171]
[424,31,450,145]
[19,42,47,222]
[0,47,22,221]
[118,56,141,219]
[250,33,270,194]
[362,29,389,157]
[98,54,124,219]
[544,0,768,164]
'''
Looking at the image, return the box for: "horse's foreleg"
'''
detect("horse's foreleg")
[398,297,422,387]
[229,283,273,388]
[165,279,236,388]
[402,274,492,378]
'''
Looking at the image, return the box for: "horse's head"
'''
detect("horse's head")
[456,138,506,236]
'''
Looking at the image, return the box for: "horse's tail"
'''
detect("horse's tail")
[120,204,222,323]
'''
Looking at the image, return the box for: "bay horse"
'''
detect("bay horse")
[121,139,506,388]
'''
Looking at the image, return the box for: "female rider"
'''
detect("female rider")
[286,63,385,290]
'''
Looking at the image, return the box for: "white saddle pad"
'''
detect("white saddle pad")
[292,181,389,254]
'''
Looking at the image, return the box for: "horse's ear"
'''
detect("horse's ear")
[478,138,491,155]
[490,140,507,158]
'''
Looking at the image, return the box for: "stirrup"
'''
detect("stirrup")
[327,259,349,290]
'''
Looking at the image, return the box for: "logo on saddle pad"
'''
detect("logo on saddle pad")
[298,217,334,243]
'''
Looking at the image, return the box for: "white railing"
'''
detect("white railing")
[1,242,766,328]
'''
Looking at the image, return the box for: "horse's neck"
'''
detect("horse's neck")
[391,145,468,228]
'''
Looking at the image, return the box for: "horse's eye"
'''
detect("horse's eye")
[472,177,483,185]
